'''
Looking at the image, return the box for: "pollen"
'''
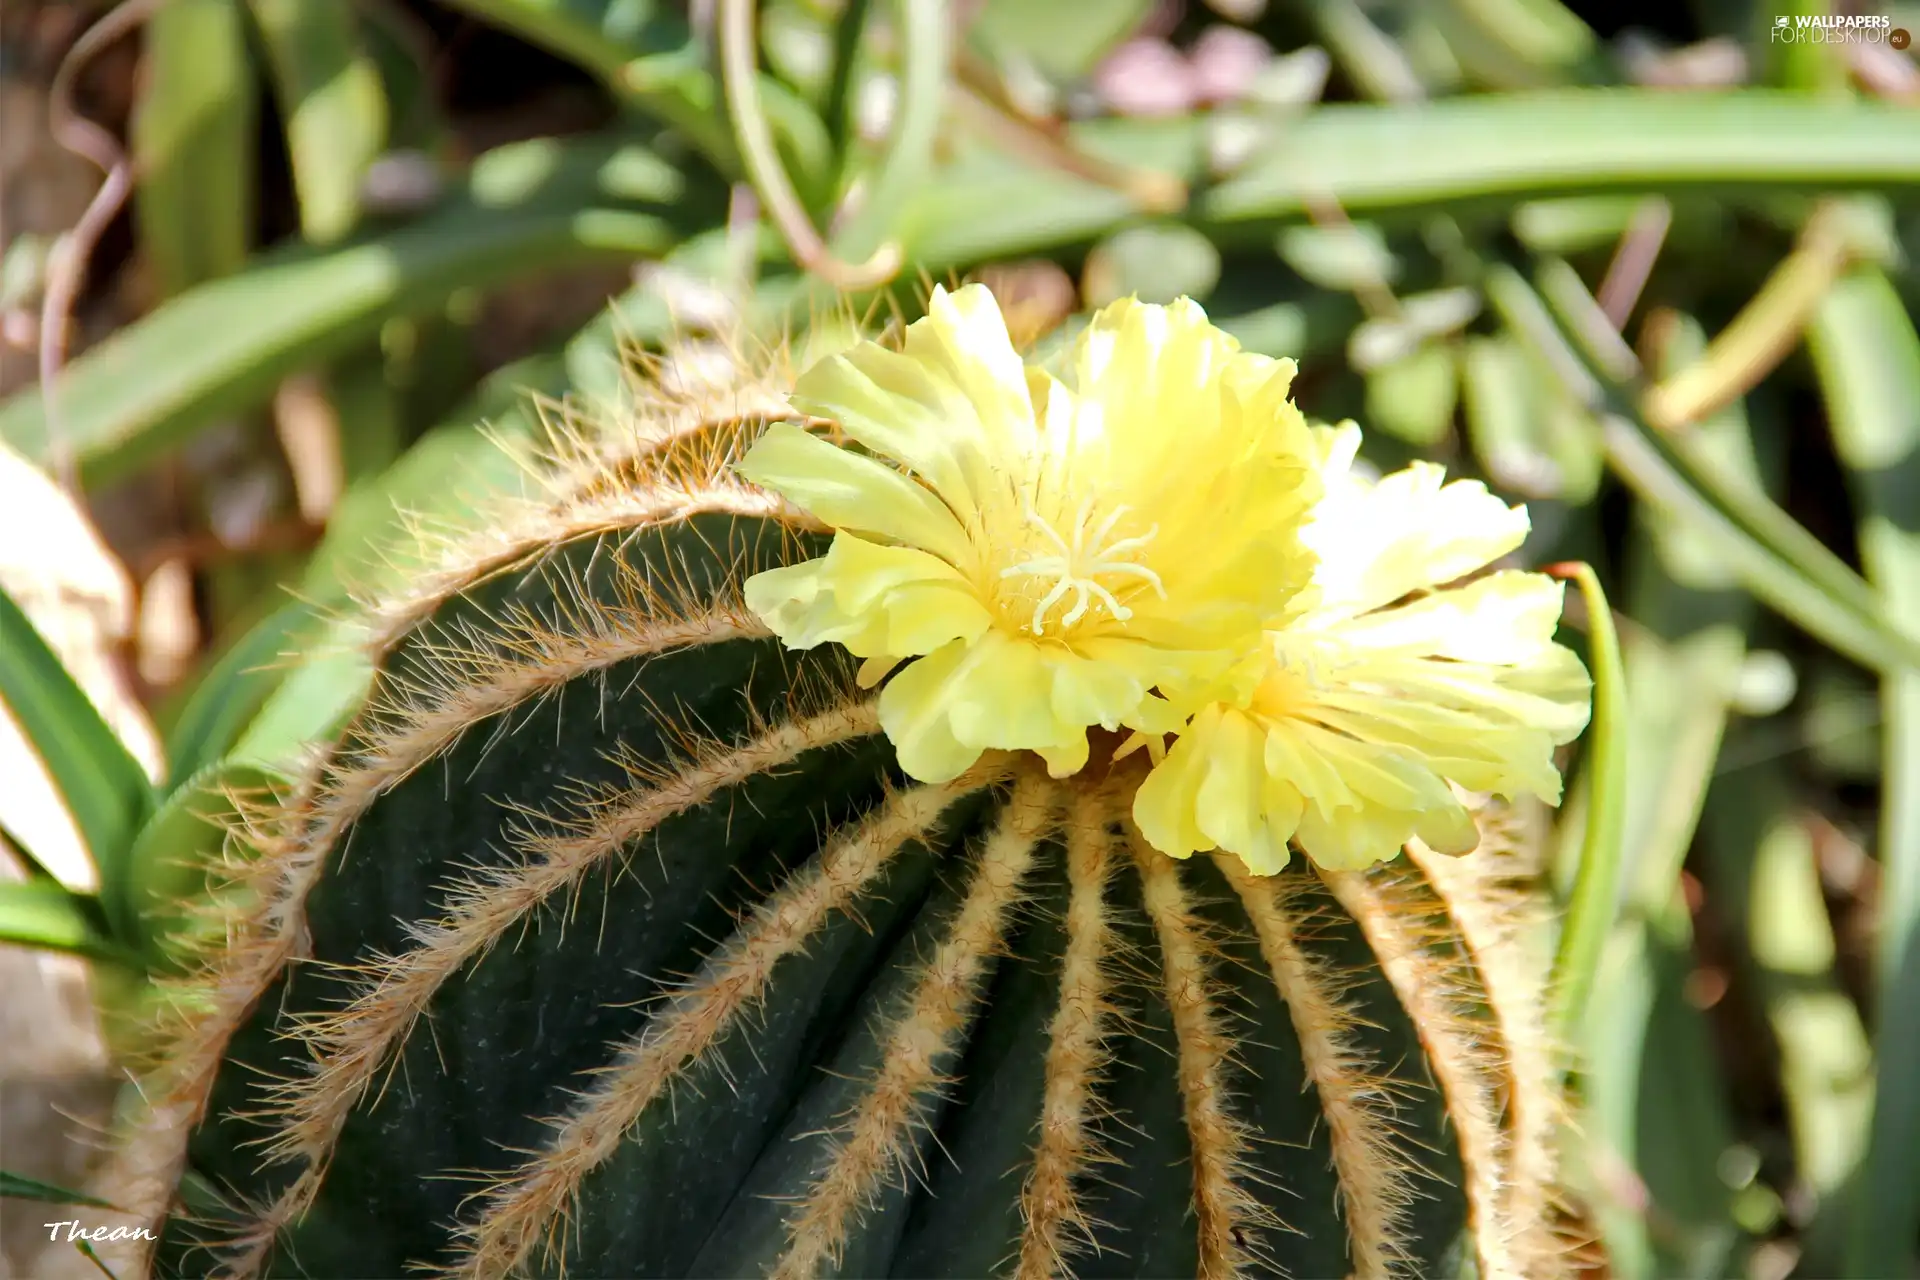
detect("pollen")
[998,497,1167,635]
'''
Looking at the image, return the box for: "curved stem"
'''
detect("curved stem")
[716,0,901,290]
[1546,560,1627,1053]
[39,0,165,493]
[825,0,950,268]
[823,0,876,171]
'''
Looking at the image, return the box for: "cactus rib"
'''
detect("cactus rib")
[1220,856,1420,1280]
[1323,864,1521,1280]
[1015,787,1123,1280]
[1404,831,1563,1270]
[444,762,1013,1280]
[1130,828,1276,1279]
[365,480,791,658]
[771,772,1056,1280]
[227,697,883,1274]
[95,504,796,1268]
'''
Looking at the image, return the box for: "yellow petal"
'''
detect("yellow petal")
[1131,705,1222,858]
[1194,709,1297,876]
[1331,571,1567,664]
[791,284,1032,519]
[735,421,975,564]
[905,284,1040,464]
[1131,704,1302,875]
[1305,461,1531,618]
[878,630,1127,783]
[875,640,983,782]
[743,534,990,658]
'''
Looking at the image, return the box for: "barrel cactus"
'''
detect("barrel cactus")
[99,285,1592,1279]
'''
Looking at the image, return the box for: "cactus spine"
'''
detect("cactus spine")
[95,341,1572,1280]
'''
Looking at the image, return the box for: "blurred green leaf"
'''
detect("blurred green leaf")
[132,0,257,296]
[0,1168,122,1211]
[826,0,951,263]
[1464,333,1561,495]
[440,0,831,184]
[250,0,390,244]
[1348,286,1480,370]
[1703,757,1874,1245]
[1511,195,1642,253]
[1488,263,1920,677]
[1460,327,1601,501]
[124,763,276,969]
[1277,222,1399,293]
[325,341,408,486]
[0,134,691,487]
[1765,0,1851,93]
[1426,0,1597,89]
[1364,342,1457,446]
[1082,224,1222,306]
[1206,92,1920,224]
[0,585,155,909]
[1578,312,1779,1280]
[967,0,1151,79]
[1299,0,1429,103]
[162,600,318,793]
[1808,269,1920,1279]
[0,879,128,965]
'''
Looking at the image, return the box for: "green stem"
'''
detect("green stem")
[1548,561,1628,1050]
[828,0,950,268]
[824,0,875,173]
[717,0,900,289]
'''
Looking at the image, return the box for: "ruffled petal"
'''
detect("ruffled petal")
[1130,704,1303,875]
[1130,704,1228,860]
[1329,571,1567,664]
[880,630,1075,781]
[742,534,990,659]
[790,284,1032,519]
[874,639,983,782]
[735,421,975,565]
[903,284,1040,464]
[1304,461,1531,619]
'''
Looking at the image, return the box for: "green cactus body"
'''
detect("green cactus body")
[99,361,1568,1280]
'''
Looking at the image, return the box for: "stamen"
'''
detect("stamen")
[997,499,1168,635]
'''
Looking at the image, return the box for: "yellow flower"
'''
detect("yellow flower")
[737,284,1322,783]
[1132,424,1593,875]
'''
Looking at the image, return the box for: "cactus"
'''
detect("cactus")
[99,293,1579,1280]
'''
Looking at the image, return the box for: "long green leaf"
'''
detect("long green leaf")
[0,880,128,965]
[1486,264,1920,676]
[0,586,155,896]
[438,0,831,183]
[1809,270,1920,1279]
[1580,314,1779,1278]
[1204,91,1920,222]
[249,0,389,244]
[1533,255,1895,636]
[0,1169,121,1211]
[0,135,691,486]
[162,600,318,793]
[887,93,1920,274]
[131,0,256,297]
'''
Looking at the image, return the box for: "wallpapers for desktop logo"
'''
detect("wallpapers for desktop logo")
[1771,12,1909,46]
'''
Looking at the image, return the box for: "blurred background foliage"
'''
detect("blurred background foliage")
[0,0,1918,1276]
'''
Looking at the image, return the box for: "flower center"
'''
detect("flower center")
[997,495,1167,635]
